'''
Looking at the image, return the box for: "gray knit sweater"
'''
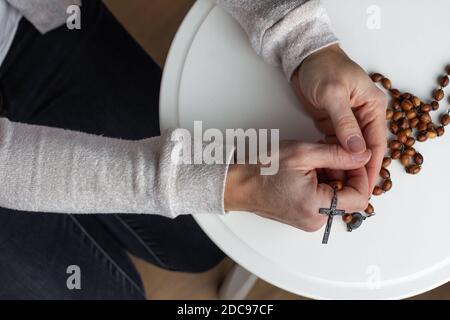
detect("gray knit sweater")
[0,0,338,217]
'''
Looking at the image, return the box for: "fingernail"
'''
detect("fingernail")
[352,149,372,162]
[347,135,366,153]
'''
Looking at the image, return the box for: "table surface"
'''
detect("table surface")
[160,0,450,299]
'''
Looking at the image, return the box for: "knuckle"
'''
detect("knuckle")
[320,81,348,103]
[279,142,303,167]
[294,143,308,156]
[287,144,311,166]
[327,144,345,163]
[336,114,357,130]
[322,80,347,94]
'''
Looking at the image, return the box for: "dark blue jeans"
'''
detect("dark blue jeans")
[0,0,225,299]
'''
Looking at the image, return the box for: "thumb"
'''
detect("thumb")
[291,143,372,170]
[324,94,366,154]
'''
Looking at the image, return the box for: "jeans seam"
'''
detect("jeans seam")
[69,215,146,298]
[113,215,169,270]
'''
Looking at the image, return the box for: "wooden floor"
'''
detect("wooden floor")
[104,0,450,300]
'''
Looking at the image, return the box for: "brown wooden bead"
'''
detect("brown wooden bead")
[386,109,394,120]
[389,140,402,149]
[440,75,449,88]
[391,149,401,159]
[431,101,440,111]
[420,113,432,123]
[410,118,420,128]
[392,99,401,111]
[382,179,393,192]
[371,73,384,82]
[404,128,412,137]
[437,126,445,137]
[397,131,408,144]
[400,153,410,166]
[406,110,417,119]
[382,78,392,90]
[382,157,392,168]
[405,147,416,156]
[405,137,416,147]
[401,100,414,112]
[410,96,421,107]
[342,214,353,224]
[420,104,432,113]
[329,180,344,191]
[434,89,445,101]
[398,118,410,130]
[390,89,401,98]
[441,114,450,126]
[372,186,384,196]
[406,165,421,175]
[401,93,412,100]
[392,111,404,121]
[417,133,428,142]
[390,122,400,134]
[427,129,438,139]
[365,203,375,215]
[417,121,428,132]
[414,153,424,166]
[427,123,434,131]
[380,168,391,179]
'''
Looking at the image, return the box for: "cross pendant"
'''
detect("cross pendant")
[319,190,345,244]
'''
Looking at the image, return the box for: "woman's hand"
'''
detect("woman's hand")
[291,44,388,193]
[224,141,371,232]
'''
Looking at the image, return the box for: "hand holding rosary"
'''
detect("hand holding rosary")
[319,66,450,244]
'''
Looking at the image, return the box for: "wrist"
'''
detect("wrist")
[224,164,260,213]
[291,44,345,82]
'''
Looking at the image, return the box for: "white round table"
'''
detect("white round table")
[160,0,450,299]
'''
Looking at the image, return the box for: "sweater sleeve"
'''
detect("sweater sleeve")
[0,118,234,218]
[215,0,339,80]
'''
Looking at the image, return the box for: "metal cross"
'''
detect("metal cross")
[319,189,345,244]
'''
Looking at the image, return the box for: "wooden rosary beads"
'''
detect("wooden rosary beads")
[367,66,450,216]
[322,66,450,234]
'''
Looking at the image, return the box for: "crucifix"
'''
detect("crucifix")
[319,189,345,244]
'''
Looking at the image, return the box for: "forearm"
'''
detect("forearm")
[0,118,233,217]
[215,0,339,79]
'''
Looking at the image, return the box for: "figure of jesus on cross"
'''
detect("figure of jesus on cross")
[319,189,346,244]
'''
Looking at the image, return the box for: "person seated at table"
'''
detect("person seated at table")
[0,0,386,299]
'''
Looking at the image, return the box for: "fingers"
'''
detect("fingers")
[359,89,388,191]
[323,91,367,154]
[286,143,372,171]
[316,168,369,213]
[306,167,369,233]
[365,141,386,193]
[315,140,346,184]
[342,167,370,204]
